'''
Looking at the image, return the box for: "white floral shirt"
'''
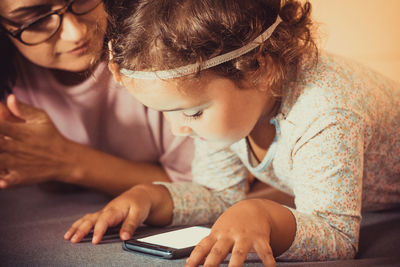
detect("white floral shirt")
[157,52,400,261]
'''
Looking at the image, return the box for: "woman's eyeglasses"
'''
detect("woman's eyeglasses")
[1,0,102,45]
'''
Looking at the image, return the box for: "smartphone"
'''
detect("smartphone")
[122,226,211,259]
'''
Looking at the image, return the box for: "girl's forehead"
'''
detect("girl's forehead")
[124,76,209,111]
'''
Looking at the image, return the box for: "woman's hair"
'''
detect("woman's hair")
[0,30,16,100]
[108,0,317,96]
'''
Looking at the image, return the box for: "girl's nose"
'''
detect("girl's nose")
[59,13,87,42]
[163,113,193,136]
[173,126,193,136]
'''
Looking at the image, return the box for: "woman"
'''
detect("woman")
[0,0,194,195]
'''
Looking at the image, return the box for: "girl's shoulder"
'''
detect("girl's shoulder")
[280,51,399,127]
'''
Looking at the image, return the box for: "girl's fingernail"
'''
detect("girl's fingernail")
[71,234,78,242]
[64,232,70,239]
[92,236,98,244]
[121,232,130,240]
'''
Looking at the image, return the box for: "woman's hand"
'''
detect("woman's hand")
[0,95,73,188]
[185,199,296,267]
[0,94,173,195]
[64,184,173,244]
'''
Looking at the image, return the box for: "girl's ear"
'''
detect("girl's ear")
[108,61,123,85]
[107,41,123,85]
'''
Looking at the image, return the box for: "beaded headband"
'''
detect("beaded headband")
[120,15,282,80]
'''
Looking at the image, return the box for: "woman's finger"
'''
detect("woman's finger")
[0,171,21,188]
[0,121,27,140]
[0,178,8,188]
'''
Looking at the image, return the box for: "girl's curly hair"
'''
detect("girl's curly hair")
[108,0,317,96]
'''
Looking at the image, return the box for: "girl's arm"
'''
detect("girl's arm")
[0,95,188,195]
[276,109,365,261]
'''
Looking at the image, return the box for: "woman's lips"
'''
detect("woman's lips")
[67,41,90,55]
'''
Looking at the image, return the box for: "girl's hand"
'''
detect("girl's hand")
[186,199,279,267]
[0,95,72,188]
[64,184,172,244]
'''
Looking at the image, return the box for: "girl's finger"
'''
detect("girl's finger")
[202,238,233,267]
[64,213,97,240]
[253,238,276,267]
[119,207,143,240]
[69,217,97,243]
[64,226,76,240]
[64,218,86,240]
[227,239,252,267]
[92,217,112,244]
[185,235,215,267]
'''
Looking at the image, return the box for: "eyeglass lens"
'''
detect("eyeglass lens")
[21,14,61,44]
[21,0,101,44]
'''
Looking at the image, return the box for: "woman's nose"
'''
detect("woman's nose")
[59,13,87,42]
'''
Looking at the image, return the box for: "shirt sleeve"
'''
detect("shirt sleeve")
[159,134,195,183]
[278,109,366,261]
[155,139,249,225]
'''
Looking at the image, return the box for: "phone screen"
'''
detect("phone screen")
[136,226,211,249]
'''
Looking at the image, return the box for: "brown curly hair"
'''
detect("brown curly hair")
[108,0,317,96]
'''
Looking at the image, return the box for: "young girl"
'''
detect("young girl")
[0,0,194,195]
[65,0,400,265]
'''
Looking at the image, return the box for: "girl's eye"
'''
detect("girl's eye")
[183,110,203,121]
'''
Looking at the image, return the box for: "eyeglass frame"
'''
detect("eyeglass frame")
[0,0,102,45]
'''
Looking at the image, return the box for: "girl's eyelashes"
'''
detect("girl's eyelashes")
[183,110,203,121]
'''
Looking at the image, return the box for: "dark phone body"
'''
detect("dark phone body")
[122,226,211,259]
[123,239,195,259]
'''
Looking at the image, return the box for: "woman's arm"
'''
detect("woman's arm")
[0,95,172,195]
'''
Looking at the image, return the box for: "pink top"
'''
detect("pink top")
[12,55,194,182]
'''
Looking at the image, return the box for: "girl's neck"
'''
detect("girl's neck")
[247,100,281,162]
